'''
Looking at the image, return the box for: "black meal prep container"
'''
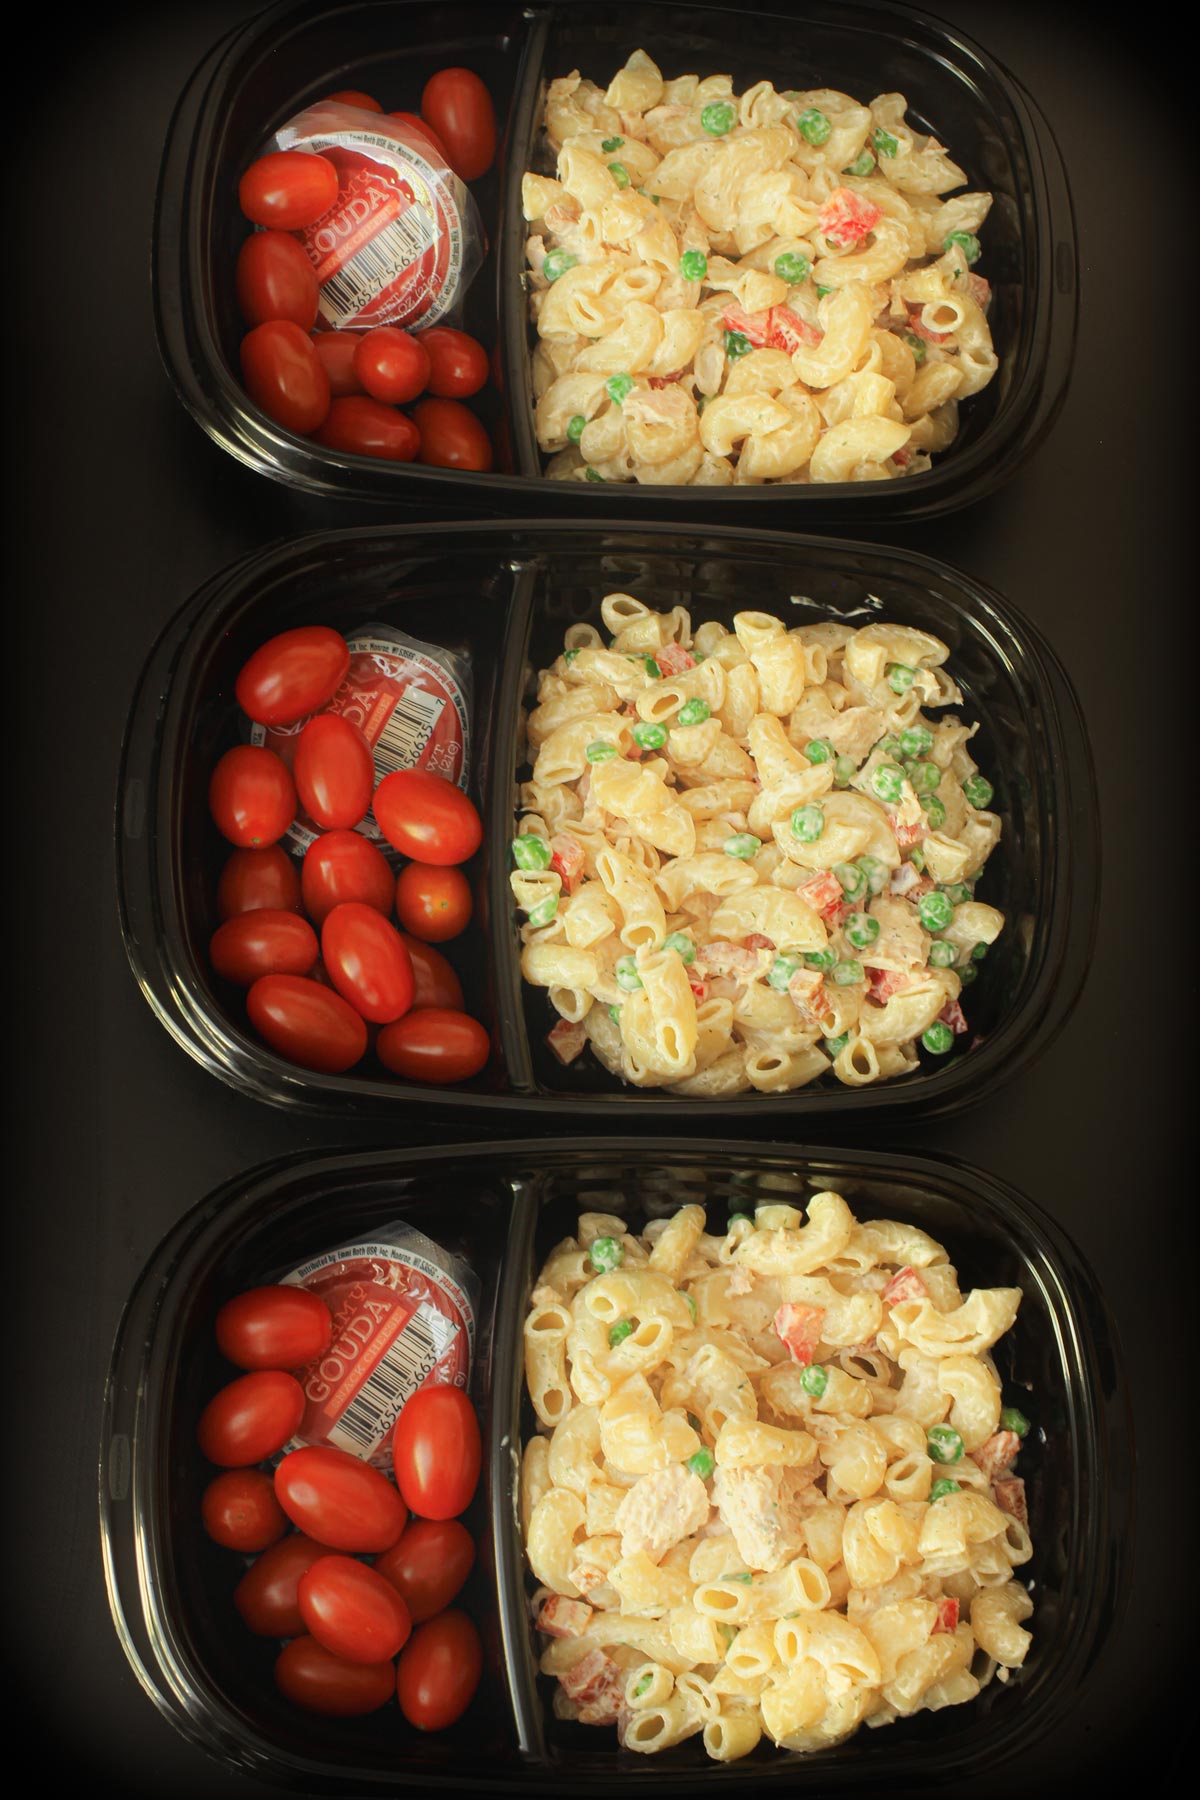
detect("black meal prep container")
[117,519,1097,1120]
[100,1136,1132,1792]
[155,0,1077,517]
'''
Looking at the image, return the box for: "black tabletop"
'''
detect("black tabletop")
[17,1,1185,1790]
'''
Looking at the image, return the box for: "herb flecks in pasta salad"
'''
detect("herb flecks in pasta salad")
[522,52,996,486]
[513,595,1004,1095]
[520,1197,1034,1759]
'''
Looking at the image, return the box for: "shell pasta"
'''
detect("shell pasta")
[522,51,996,486]
[520,1195,1036,1759]
[513,594,1004,1094]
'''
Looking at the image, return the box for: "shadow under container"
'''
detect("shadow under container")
[117,519,1097,1119]
[155,0,1076,517]
[100,1137,1132,1792]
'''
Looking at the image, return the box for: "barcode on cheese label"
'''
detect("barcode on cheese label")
[327,1302,460,1458]
[319,207,439,329]
[374,685,445,776]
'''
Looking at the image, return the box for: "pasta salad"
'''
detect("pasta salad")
[520,1195,1035,1760]
[522,51,996,486]
[511,593,1004,1095]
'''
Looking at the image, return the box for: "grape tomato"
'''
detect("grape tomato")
[234,1534,333,1637]
[201,1469,287,1552]
[197,1370,306,1467]
[240,319,331,435]
[301,830,394,926]
[235,625,350,727]
[395,1610,482,1731]
[215,1284,333,1371]
[275,1636,396,1716]
[376,1007,489,1082]
[298,1555,412,1663]
[376,1518,475,1622]
[274,1445,408,1552]
[417,327,488,399]
[373,769,482,865]
[216,846,301,920]
[315,396,420,461]
[209,746,296,849]
[320,902,415,1024]
[392,1384,480,1518]
[420,68,496,182]
[209,910,317,987]
[239,150,339,229]
[353,327,431,405]
[413,396,493,471]
[246,973,368,1073]
[394,864,473,942]
[311,331,365,396]
[236,230,320,330]
[293,713,375,830]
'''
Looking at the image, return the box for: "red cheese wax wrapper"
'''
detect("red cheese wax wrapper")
[280,1221,479,1469]
[266,103,485,331]
[248,622,472,860]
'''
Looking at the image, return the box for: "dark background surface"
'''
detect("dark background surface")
[14,0,1187,1790]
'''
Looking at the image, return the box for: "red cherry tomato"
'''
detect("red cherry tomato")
[314,395,420,461]
[392,1385,480,1519]
[353,327,431,405]
[301,830,394,926]
[293,714,375,830]
[372,769,482,865]
[417,327,488,399]
[325,89,382,111]
[197,1370,306,1468]
[388,111,449,161]
[239,150,339,230]
[209,745,296,849]
[420,68,496,182]
[240,320,331,435]
[215,1285,333,1371]
[394,864,473,942]
[275,1446,407,1552]
[396,1611,482,1731]
[236,230,320,331]
[298,1555,413,1663]
[321,902,415,1024]
[209,909,318,986]
[235,1535,333,1636]
[201,1469,288,1552]
[377,1008,489,1083]
[235,625,350,728]
[216,846,301,920]
[276,1636,395,1717]
[246,973,368,1072]
[400,934,464,1011]
[376,1519,475,1622]
[412,397,493,471]
[311,331,364,396]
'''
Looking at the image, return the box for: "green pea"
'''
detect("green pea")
[906,759,942,796]
[632,720,667,750]
[804,737,834,764]
[609,1317,634,1346]
[727,1571,754,1584]
[566,413,587,445]
[910,848,926,871]
[922,794,947,828]
[971,941,989,961]
[833,861,866,902]
[944,229,981,265]
[887,662,916,695]
[606,372,634,405]
[929,1478,960,1502]
[928,940,957,969]
[724,832,762,860]
[918,890,953,931]
[589,1235,624,1273]
[791,804,825,843]
[648,193,661,205]
[1001,1406,1031,1438]
[542,248,579,282]
[872,126,899,157]
[586,740,617,763]
[870,761,906,804]
[800,1364,829,1397]
[585,466,605,482]
[723,328,752,361]
[941,881,973,906]
[676,697,711,726]
[608,1003,621,1022]
[804,946,838,971]
[927,1424,964,1463]
[878,736,903,758]
[843,149,875,177]
[615,957,643,991]
[601,135,624,152]
[822,1033,848,1058]
[608,161,631,188]
[773,251,811,284]
[963,774,994,809]
[768,955,803,991]
[922,1022,955,1055]
[644,656,662,678]
[959,962,978,987]
[834,754,856,788]
[632,1672,653,1698]
[727,1213,753,1226]
[845,911,879,950]
[512,835,552,871]
[903,329,927,366]
[900,724,934,759]
[857,855,888,896]
[687,1447,715,1479]
[680,249,708,281]
[796,107,831,145]
[831,959,864,987]
[701,101,737,136]
[662,931,695,964]
[526,894,558,928]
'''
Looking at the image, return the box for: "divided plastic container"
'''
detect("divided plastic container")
[117,519,1097,1119]
[100,1136,1132,1792]
[155,0,1077,515]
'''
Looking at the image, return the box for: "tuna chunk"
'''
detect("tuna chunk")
[615,1464,711,1563]
[712,1462,815,1572]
